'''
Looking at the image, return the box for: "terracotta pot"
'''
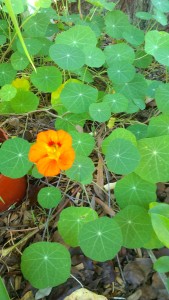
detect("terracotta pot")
[0,129,27,212]
[0,128,8,143]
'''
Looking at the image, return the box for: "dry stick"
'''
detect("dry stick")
[94,197,115,217]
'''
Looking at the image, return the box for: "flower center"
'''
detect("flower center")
[47,142,61,160]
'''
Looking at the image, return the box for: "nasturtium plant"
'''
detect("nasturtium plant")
[147,114,169,137]
[0,84,16,101]
[70,131,95,156]
[135,135,169,183]
[11,90,39,113]
[58,207,98,247]
[38,187,62,209]
[89,102,111,122]
[0,63,17,86]
[102,128,137,154]
[107,61,135,84]
[154,256,169,273]
[49,44,86,71]
[16,37,42,55]
[60,82,98,113]
[55,25,97,49]
[66,155,95,184]
[104,43,135,65]
[21,242,71,289]
[114,205,154,248]
[127,124,148,140]
[103,93,129,113]
[1,0,169,295]
[79,217,123,262]
[105,138,140,175]
[114,74,147,100]
[114,173,157,209]
[0,138,32,178]
[155,84,169,114]
[10,51,29,70]
[30,66,62,92]
[105,10,130,38]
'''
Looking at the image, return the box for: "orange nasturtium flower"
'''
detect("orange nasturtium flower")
[29,130,75,177]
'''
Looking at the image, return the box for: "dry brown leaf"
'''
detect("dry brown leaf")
[64,288,107,300]
[124,258,152,288]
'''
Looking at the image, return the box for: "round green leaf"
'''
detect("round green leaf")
[45,24,59,37]
[70,131,95,156]
[127,124,148,140]
[152,0,169,12]
[136,11,153,20]
[10,51,29,70]
[134,50,153,69]
[114,173,157,209]
[144,30,168,56]
[30,66,62,92]
[143,230,164,249]
[155,40,169,66]
[114,74,147,100]
[135,135,169,183]
[103,93,129,113]
[150,203,169,219]
[150,213,169,248]
[102,128,137,155]
[89,102,111,122]
[79,217,123,262]
[125,100,140,114]
[55,25,97,49]
[104,43,135,65]
[11,90,39,113]
[123,25,144,46]
[49,44,85,71]
[107,62,135,84]
[60,82,98,113]
[37,38,52,56]
[153,9,168,26]
[23,13,49,37]
[105,138,140,175]
[0,84,17,101]
[105,10,130,39]
[0,101,13,114]
[17,38,42,55]
[148,114,169,137]
[58,207,98,247]
[21,242,71,289]
[132,98,145,110]
[3,0,24,14]
[146,80,163,98]
[38,187,62,209]
[155,84,169,114]
[0,63,17,87]
[83,47,105,68]
[31,165,43,179]
[0,138,32,178]
[66,155,95,184]
[154,256,169,273]
[115,205,154,248]
[55,113,87,132]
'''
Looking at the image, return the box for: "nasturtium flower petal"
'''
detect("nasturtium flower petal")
[29,130,75,176]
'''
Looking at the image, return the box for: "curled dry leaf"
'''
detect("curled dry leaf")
[64,288,107,300]
[124,258,152,289]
